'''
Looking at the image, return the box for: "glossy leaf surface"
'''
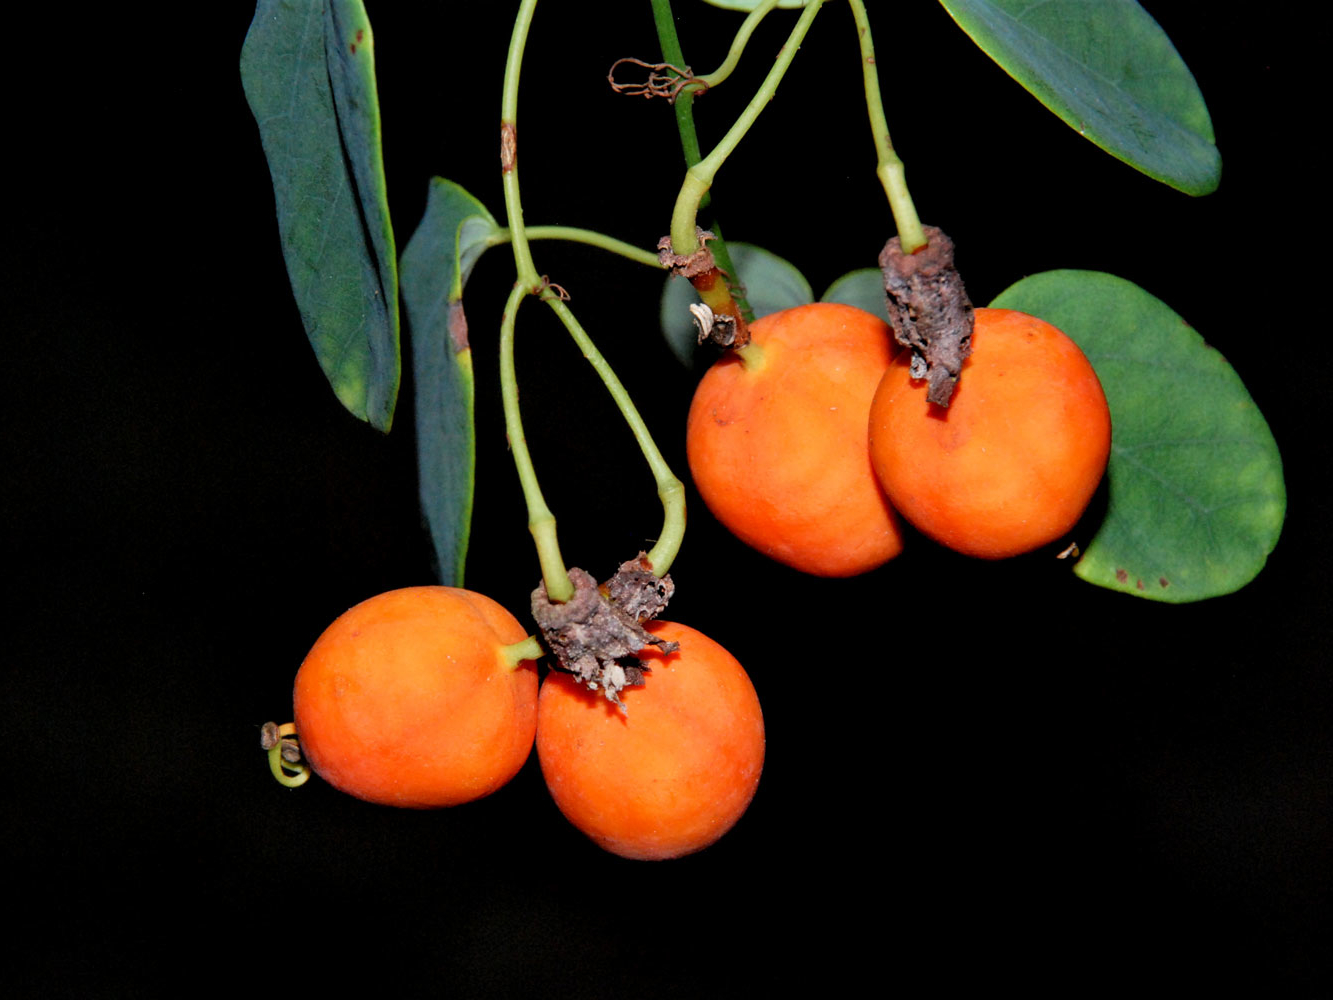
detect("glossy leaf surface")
[939,0,1220,194]
[660,242,812,366]
[241,0,400,430]
[821,268,891,325]
[991,271,1283,602]
[400,179,500,586]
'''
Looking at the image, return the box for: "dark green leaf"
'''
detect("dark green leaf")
[991,271,1284,602]
[241,0,400,431]
[939,0,1220,195]
[821,269,890,325]
[660,242,812,366]
[400,179,501,587]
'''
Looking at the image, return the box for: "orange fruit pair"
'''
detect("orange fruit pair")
[292,586,539,808]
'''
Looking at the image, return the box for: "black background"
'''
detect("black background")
[7,2,1328,995]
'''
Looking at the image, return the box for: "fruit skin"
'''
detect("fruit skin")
[868,307,1111,559]
[536,621,764,861]
[293,586,538,808]
[686,302,904,577]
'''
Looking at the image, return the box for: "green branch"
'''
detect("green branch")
[668,0,828,255]
[489,225,664,269]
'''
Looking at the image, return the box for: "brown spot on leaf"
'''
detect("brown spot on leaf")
[1136,579,1145,590]
[1115,568,1129,583]
[447,300,470,353]
[1159,577,1169,588]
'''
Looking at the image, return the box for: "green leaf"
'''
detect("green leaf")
[241,0,400,431]
[990,271,1284,602]
[821,269,890,325]
[400,179,501,587]
[938,0,1220,195]
[660,242,812,366]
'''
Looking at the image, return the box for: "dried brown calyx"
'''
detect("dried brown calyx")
[880,225,974,407]
[530,555,677,711]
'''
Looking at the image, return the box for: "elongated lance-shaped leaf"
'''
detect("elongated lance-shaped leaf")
[241,0,400,431]
[939,0,1220,195]
[991,271,1284,602]
[400,179,501,587]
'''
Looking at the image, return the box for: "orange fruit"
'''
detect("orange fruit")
[868,307,1111,559]
[536,621,764,860]
[686,302,904,576]
[292,586,539,808]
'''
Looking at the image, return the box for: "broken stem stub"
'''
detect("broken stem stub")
[880,225,974,406]
[659,230,749,349]
[530,555,677,711]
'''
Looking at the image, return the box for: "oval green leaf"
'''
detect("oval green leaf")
[938,0,1220,195]
[241,0,400,431]
[990,270,1284,602]
[399,179,501,587]
[822,268,891,325]
[660,242,813,367]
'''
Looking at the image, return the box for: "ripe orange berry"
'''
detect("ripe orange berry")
[292,586,539,808]
[686,302,904,577]
[868,307,1111,559]
[536,621,764,860]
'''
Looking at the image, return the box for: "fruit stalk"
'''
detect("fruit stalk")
[498,0,687,589]
[848,0,926,253]
[663,0,828,339]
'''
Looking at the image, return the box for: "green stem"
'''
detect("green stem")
[697,0,782,88]
[542,296,687,576]
[501,635,545,668]
[651,0,705,179]
[499,283,574,602]
[669,0,827,255]
[650,0,753,323]
[501,0,686,582]
[489,226,663,269]
[848,0,926,252]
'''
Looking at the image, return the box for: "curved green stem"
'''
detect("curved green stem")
[848,0,926,252]
[502,0,541,286]
[266,722,310,788]
[697,0,782,89]
[542,295,687,576]
[669,0,827,255]
[501,0,685,583]
[650,1,751,323]
[499,283,574,602]
[489,226,663,269]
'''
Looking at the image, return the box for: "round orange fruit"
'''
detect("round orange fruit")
[536,621,765,860]
[686,302,904,576]
[868,307,1111,559]
[293,586,539,808]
